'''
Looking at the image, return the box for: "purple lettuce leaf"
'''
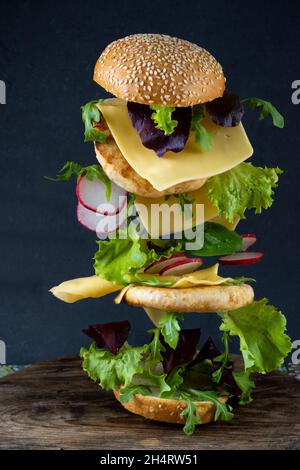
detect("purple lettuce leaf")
[127,102,192,157]
[205,91,244,127]
[83,320,131,355]
[161,328,201,374]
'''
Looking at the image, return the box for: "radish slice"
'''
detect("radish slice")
[76,175,127,215]
[77,202,126,236]
[219,252,263,266]
[160,258,203,276]
[144,253,188,274]
[241,234,257,251]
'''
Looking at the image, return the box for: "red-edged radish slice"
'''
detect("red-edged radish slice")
[219,252,263,266]
[76,175,127,215]
[77,202,126,236]
[144,253,188,274]
[241,234,257,251]
[160,258,203,276]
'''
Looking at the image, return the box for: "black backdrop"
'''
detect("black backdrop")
[0,0,299,363]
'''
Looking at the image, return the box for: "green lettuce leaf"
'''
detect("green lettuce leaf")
[80,342,148,391]
[81,99,108,142]
[182,389,233,423]
[159,312,184,349]
[243,97,284,128]
[46,161,112,200]
[207,163,282,223]
[220,299,291,373]
[191,105,213,152]
[232,368,256,405]
[150,105,178,135]
[161,366,185,398]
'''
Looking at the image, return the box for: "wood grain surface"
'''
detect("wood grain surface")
[0,357,299,450]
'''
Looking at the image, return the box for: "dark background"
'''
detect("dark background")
[0,0,299,363]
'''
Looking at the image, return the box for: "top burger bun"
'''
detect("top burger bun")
[94,34,225,107]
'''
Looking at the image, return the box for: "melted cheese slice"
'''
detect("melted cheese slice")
[50,276,122,303]
[98,99,253,192]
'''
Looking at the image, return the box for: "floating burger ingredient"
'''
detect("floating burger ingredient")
[49,34,291,435]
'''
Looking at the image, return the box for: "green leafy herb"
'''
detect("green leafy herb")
[191,105,213,152]
[45,161,112,200]
[188,221,243,257]
[243,97,284,128]
[180,396,201,436]
[150,105,178,135]
[212,331,230,383]
[119,384,151,403]
[207,163,282,223]
[161,366,185,398]
[232,368,256,405]
[182,389,233,423]
[219,299,291,373]
[159,312,184,349]
[81,99,108,142]
[224,277,256,286]
[80,342,148,391]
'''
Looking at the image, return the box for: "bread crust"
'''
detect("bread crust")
[94,119,206,198]
[123,284,254,312]
[114,391,228,425]
[94,34,225,107]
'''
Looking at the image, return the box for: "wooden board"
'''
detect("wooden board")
[0,356,299,450]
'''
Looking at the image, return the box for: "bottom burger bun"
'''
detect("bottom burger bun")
[94,119,206,198]
[114,390,228,425]
[122,284,254,312]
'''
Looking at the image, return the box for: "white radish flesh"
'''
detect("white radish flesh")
[219,252,263,266]
[241,234,257,251]
[160,258,203,276]
[76,175,127,215]
[144,253,188,274]
[77,202,126,237]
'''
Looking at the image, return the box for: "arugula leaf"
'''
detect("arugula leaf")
[180,396,201,435]
[188,221,243,257]
[243,97,284,128]
[220,299,291,373]
[46,161,112,200]
[191,105,213,152]
[182,389,233,422]
[150,105,178,135]
[212,331,230,384]
[232,368,256,405]
[224,277,256,286]
[207,163,282,223]
[81,99,108,142]
[159,312,184,350]
[119,384,151,403]
[80,342,147,391]
[147,328,165,364]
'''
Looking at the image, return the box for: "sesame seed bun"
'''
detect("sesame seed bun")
[114,390,228,425]
[94,117,207,197]
[122,284,254,312]
[94,34,225,107]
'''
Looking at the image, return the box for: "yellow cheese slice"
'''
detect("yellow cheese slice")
[135,184,217,237]
[98,99,253,192]
[50,276,122,303]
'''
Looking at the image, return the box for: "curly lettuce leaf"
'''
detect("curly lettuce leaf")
[150,105,178,135]
[243,97,284,128]
[220,299,291,373]
[191,105,213,152]
[232,368,256,405]
[81,99,108,142]
[207,163,282,223]
[159,312,184,349]
[80,342,148,391]
[119,384,151,403]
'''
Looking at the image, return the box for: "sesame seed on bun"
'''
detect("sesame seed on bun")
[94,34,225,107]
